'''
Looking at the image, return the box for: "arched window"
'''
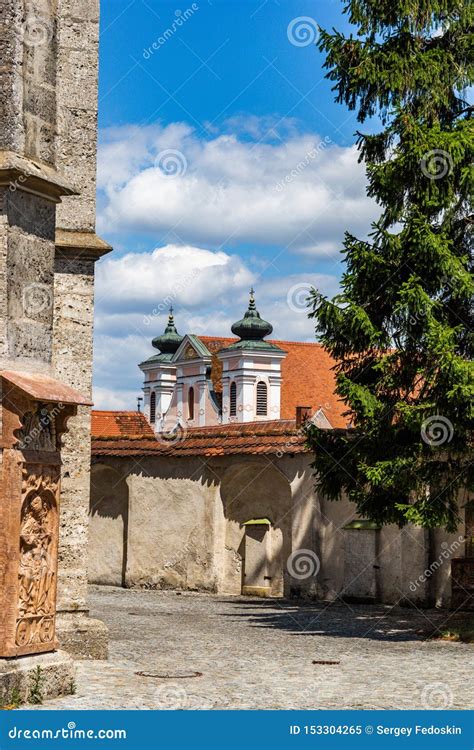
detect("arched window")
[229,382,237,417]
[149,391,156,423]
[256,381,267,416]
[188,386,195,421]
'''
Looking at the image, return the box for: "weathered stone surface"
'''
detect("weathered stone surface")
[0,651,75,705]
[90,453,465,608]
[55,615,109,661]
[55,0,99,231]
[27,586,473,711]
[48,0,110,658]
[0,0,109,665]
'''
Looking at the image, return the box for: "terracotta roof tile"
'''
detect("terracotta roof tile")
[92,420,307,458]
[199,336,347,428]
[91,411,154,439]
[91,338,349,456]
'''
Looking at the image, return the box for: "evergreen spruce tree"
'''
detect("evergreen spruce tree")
[306,0,473,531]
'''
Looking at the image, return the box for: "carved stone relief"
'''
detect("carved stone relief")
[15,466,59,648]
[16,403,58,452]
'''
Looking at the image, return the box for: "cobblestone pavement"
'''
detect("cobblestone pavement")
[33,586,471,710]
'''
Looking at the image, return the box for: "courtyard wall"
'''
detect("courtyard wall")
[89,453,467,607]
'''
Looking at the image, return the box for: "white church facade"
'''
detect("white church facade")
[88,292,472,610]
[140,291,294,432]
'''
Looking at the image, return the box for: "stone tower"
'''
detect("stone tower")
[0,0,110,686]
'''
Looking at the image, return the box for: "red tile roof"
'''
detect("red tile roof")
[91,338,349,457]
[92,419,307,458]
[91,410,154,438]
[199,336,347,427]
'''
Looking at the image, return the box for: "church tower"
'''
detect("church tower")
[218,290,287,423]
[139,309,183,427]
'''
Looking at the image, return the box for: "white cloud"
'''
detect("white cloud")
[92,243,340,409]
[97,121,378,253]
[92,117,373,408]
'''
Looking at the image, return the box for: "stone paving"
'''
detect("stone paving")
[31,586,471,710]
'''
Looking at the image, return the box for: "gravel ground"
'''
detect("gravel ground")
[30,585,471,710]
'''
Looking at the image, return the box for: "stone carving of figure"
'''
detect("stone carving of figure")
[17,405,56,452]
[18,495,55,617]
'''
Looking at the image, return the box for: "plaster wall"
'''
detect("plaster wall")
[89,453,463,608]
[124,457,220,591]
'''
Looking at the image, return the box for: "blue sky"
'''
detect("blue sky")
[94,0,379,408]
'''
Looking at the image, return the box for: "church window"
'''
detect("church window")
[150,392,156,423]
[188,387,195,421]
[256,381,268,416]
[229,382,237,416]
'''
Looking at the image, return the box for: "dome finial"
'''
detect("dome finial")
[230,287,273,342]
[152,308,183,356]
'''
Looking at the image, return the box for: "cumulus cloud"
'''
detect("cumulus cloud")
[97,121,378,254]
[92,243,340,409]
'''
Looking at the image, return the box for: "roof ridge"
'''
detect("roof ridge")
[197,334,325,348]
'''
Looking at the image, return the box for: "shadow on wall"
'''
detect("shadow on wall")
[219,460,294,597]
[89,463,129,586]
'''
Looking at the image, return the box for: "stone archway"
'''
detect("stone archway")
[219,460,292,597]
[89,464,129,586]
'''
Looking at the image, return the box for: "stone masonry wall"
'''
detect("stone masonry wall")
[55,0,99,231]
[52,256,95,613]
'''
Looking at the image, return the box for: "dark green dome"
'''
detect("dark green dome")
[152,308,183,356]
[231,289,273,341]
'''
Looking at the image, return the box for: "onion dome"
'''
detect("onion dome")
[224,289,284,352]
[231,288,273,341]
[151,307,183,358]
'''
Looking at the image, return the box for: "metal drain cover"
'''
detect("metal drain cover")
[312,660,340,665]
[136,670,203,679]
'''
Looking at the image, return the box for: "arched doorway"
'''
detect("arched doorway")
[219,461,292,597]
[89,463,129,586]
